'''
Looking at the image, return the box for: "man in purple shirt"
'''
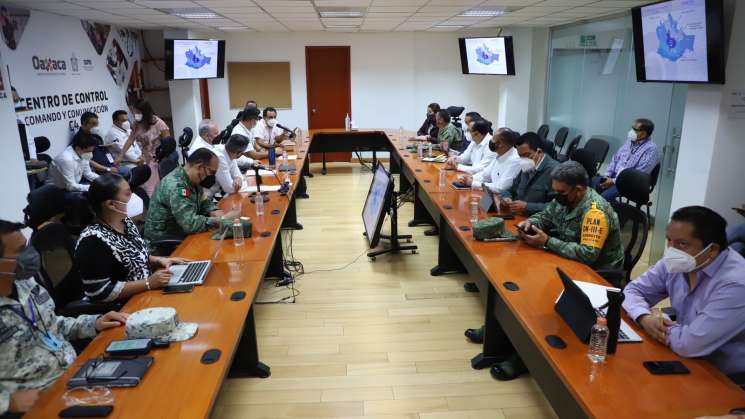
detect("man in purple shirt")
[593,118,659,202]
[623,206,745,382]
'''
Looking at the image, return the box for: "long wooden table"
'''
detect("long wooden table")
[26,129,745,418]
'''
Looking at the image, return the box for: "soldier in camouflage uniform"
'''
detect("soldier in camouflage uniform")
[144,148,239,247]
[519,160,625,270]
[0,220,127,415]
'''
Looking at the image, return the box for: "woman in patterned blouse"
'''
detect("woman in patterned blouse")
[74,174,187,302]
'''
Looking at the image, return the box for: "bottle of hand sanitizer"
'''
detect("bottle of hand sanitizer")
[345,113,351,131]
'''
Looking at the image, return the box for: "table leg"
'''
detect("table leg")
[282,196,303,230]
[322,152,327,175]
[303,154,313,178]
[471,282,515,369]
[409,182,436,227]
[430,219,466,276]
[229,306,271,378]
[265,232,289,281]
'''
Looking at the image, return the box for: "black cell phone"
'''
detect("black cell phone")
[59,405,113,417]
[105,338,152,356]
[163,284,194,294]
[643,361,690,375]
[517,225,536,235]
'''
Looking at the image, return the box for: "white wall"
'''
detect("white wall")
[194,30,547,133]
[0,55,30,223]
[670,0,745,226]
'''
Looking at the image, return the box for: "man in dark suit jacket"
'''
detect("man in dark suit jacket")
[463,132,559,343]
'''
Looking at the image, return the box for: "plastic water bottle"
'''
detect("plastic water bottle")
[281,149,288,167]
[268,147,276,168]
[588,317,609,364]
[417,143,424,159]
[255,196,264,217]
[399,125,404,140]
[427,143,433,158]
[232,219,244,246]
[345,113,351,131]
[470,198,479,225]
[438,168,447,188]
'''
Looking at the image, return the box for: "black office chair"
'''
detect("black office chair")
[537,124,549,141]
[178,127,194,163]
[558,135,581,162]
[582,138,610,175]
[570,148,598,178]
[595,202,649,288]
[34,136,52,164]
[649,162,661,194]
[543,139,558,159]
[615,168,654,220]
[127,165,152,212]
[23,184,66,231]
[553,127,569,156]
[158,159,179,179]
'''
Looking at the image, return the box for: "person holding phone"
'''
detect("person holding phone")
[623,206,745,381]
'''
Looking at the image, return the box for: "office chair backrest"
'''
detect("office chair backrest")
[128,165,151,190]
[34,136,51,154]
[178,127,193,163]
[543,139,558,159]
[159,159,179,179]
[615,168,651,207]
[537,124,549,140]
[570,148,598,178]
[155,136,177,162]
[612,201,649,282]
[30,222,84,308]
[564,135,582,160]
[649,162,661,193]
[583,138,610,173]
[554,127,569,151]
[24,184,66,230]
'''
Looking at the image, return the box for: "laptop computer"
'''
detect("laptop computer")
[167,230,226,286]
[555,268,642,343]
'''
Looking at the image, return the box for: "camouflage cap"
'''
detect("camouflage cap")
[125,307,198,342]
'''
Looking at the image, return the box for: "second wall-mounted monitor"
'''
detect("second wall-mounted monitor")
[458,36,516,76]
[165,39,226,81]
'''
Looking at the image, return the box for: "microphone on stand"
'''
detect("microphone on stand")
[276,123,296,138]
[250,161,269,203]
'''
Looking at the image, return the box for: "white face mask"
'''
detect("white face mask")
[90,126,101,136]
[464,129,473,143]
[662,243,712,273]
[518,157,536,173]
[266,118,277,127]
[121,121,131,131]
[134,113,143,122]
[81,152,93,161]
[627,129,638,142]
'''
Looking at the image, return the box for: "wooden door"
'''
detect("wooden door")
[305,46,351,162]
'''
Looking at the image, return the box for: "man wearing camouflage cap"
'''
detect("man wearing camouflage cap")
[0,220,127,416]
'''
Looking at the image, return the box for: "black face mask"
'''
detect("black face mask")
[554,192,571,207]
[488,140,497,153]
[200,174,216,189]
[13,245,41,280]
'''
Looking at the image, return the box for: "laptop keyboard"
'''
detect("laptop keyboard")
[595,308,630,341]
[177,262,210,284]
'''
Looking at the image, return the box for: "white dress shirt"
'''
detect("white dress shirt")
[231,122,256,169]
[213,144,242,194]
[104,125,141,167]
[472,146,522,193]
[49,145,99,192]
[187,135,213,156]
[456,133,496,175]
[253,121,283,146]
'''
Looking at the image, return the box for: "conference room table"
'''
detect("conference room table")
[26,128,745,419]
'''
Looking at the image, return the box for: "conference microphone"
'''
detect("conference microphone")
[276,123,296,138]
[251,161,269,171]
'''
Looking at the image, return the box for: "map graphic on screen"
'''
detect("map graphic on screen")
[173,39,219,79]
[464,37,507,75]
[641,0,708,82]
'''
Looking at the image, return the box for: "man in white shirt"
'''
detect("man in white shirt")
[460,128,522,194]
[230,107,262,168]
[49,131,99,193]
[188,119,219,156]
[214,134,250,195]
[446,119,495,176]
[104,110,142,171]
[461,111,482,145]
[253,107,289,153]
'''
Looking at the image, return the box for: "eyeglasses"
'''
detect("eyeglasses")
[631,126,644,132]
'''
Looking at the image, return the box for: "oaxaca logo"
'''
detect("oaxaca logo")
[32,56,67,72]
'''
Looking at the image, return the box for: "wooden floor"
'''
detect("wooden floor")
[211,163,558,419]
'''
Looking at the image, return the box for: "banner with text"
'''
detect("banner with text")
[0,6,141,158]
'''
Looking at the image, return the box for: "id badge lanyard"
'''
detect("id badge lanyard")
[7,296,64,352]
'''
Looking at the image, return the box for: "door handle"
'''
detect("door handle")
[311,108,317,114]
[666,144,677,175]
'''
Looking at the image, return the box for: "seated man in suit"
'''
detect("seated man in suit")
[464,131,560,344]
[0,220,127,417]
[144,148,239,246]
[445,118,495,176]
[482,161,623,382]
[624,206,745,385]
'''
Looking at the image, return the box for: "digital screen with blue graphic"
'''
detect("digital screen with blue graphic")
[632,0,724,84]
[165,39,225,80]
[458,36,515,76]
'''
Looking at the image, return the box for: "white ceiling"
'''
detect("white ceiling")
[3,0,655,32]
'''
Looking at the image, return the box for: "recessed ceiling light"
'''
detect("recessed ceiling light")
[324,24,360,28]
[159,8,221,19]
[317,7,366,18]
[458,6,520,17]
[218,26,252,31]
[434,24,464,28]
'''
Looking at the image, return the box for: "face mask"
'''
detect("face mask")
[81,152,93,161]
[121,121,131,131]
[627,129,638,142]
[134,113,143,122]
[464,130,473,143]
[662,243,712,273]
[554,192,571,207]
[90,126,101,136]
[488,140,497,153]
[112,194,144,218]
[519,157,536,172]
[266,119,277,127]
[200,173,216,189]
[14,245,41,280]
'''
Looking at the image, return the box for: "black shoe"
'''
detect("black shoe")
[464,326,484,344]
[424,227,439,236]
[464,282,479,293]
[490,354,527,381]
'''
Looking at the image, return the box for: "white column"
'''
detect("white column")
[165,30,203,137]
[0,55,30,222]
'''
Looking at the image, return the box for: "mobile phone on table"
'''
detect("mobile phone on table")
[643,361,690,375]
[59,405,113,417]
[105,338,152,356]
[163,284,194,294]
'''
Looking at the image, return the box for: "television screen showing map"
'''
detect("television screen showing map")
[172,39,219,80]
[640,0,708,82]
[463,37,508,75]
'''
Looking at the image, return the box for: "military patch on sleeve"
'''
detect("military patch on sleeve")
[0,317,17,343]
[181,188,191,198]
[581,202,608,249]
[30,285,51,305]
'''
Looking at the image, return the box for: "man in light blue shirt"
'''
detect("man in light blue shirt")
[623,206,745,380]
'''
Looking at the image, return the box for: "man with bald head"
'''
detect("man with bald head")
[188,119,219,156]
